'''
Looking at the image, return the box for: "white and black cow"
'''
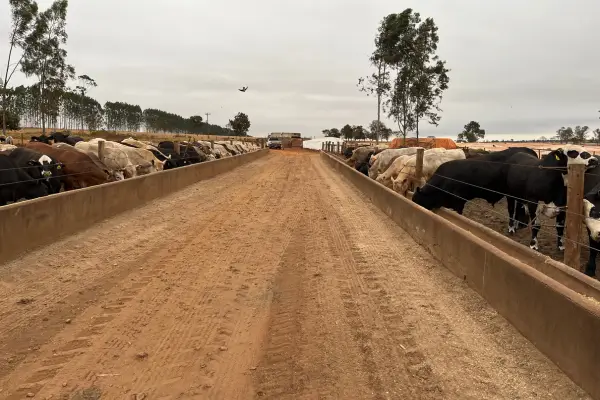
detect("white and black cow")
[7,147,65,194]
[0,154,48,205]
[573,157,600,276]
[412,147,537,217]
[504,146,597,251]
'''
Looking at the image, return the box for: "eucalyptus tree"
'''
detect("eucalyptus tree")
[21,0,75,134]
[2,0,39,134]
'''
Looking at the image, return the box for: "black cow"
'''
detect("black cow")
[505,147,597,251]
[0,154,48,205]
[412,147,537,217]
[181,144,205,163]
[49,131,83,146]
[343,147,355,159]
[158,141,203,166]
[30,134,52,144]
[355,151,375,176]
[7,147,65,194]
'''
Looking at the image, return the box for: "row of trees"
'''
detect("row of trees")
[357,8,450,143]
[3,83,249,135]
[555,126,600,144]
[456,120,600,145]
[322,120,393,141]
[1,0,252,136]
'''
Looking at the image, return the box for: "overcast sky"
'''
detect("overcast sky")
[1,0,599,139]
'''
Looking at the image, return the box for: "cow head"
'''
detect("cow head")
[537,201,562,219]
[37,155,54,179]
[392,165,414,197]
[413,186,437,210]
[135,162,155,176]
[113,171,125,181]
[555,146,597,168]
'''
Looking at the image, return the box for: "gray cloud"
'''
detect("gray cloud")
[1,0,599,139]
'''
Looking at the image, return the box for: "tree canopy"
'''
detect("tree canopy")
[322,128,341,138]
[368,120,391,141]
[358,8,449,144]
[228,112,251,136]
[457,121,485,143]
[593,128,600,145]
[2,0,39,135]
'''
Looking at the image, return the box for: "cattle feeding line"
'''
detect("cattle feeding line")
[429,172,592,221]
[0,153,222,173]
[419,180,596,252]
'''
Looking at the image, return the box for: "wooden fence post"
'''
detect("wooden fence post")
[173,142,181,155]
[20,132,24,146]
[564,163,585,270]
[413,148,425,192]
[337,142,341,154]
[98,140,105,163]
[210,140,214,150]
[322,142,325,151]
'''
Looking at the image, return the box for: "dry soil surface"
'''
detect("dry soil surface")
[0,151,590,399]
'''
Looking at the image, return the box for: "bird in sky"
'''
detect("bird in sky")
[238,86,248,92]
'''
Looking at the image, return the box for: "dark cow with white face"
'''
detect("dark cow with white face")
[0,154,48,205]
[49,131,84,146]
[504,146,597,251]
[7,147,65,194]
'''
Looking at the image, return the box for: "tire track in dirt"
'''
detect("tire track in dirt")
[253,158,371,400]
[204,155,306,400]
[0,154,281,398]
[313,155,591,400]
[312,169,444,399]
[0,154,276,386]
[61,155,288,399]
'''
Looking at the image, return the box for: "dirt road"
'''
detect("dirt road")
[0,151,590,399]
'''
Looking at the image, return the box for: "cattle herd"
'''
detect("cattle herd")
[342,144,600,278]
[0,131,259,207]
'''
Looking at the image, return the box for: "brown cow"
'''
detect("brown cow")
[26,142,110,190]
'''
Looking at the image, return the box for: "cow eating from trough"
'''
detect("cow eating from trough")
[0,154,48,205]
[411,147,538,217]
[7,147,65,194]
[504,146,597,251]
[26,142,110,190]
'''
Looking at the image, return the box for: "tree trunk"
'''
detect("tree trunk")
[416,119,419,142]
[376,60,383,144]
[1,92,6,136]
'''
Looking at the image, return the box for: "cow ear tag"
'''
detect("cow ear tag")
[555,154,560,161]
